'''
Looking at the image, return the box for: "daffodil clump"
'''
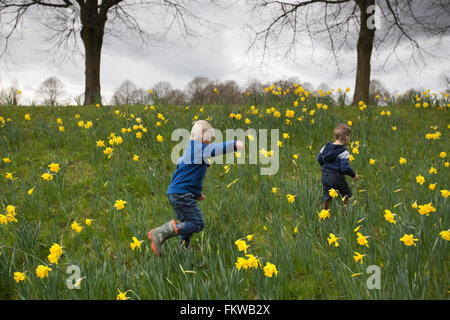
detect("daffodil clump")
[234,236,278,279]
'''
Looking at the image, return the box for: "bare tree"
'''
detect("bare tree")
[186,76,212,105]
[244,78,266,95]
[369,78,389,102]
[111,79,138,105]
[440,70,450,92]
[301,81,314,92]
[317,82,331,93]
[0,78,20,106]
[214,80,244,105]
[168,88,186,105]
[133,88,152,105]
[245,0,450,105]
[151,81,173,104]
[0,1,224,105]
[37,76,65,106]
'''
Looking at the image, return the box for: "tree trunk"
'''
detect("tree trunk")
[80,2,107,105]
[352,0,375,105]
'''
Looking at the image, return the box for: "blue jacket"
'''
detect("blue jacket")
[167,140,237,198]
[317,142,356,177]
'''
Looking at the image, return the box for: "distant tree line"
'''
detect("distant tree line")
[1,74,449,107]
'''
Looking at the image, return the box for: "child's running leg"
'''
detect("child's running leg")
[169,193,205,248]
[321,173,332,210]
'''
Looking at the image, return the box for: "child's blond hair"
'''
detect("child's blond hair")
[334,123,351,141]
[191,120,215,143]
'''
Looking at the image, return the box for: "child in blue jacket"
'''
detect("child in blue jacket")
[317,123,358,210]
[148,120,244,257]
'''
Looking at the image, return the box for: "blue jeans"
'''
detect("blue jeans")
[167,192,205,247]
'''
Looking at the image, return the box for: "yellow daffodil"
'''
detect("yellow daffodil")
[71,221,83,233]
[35,265,52,279]
[116,289,128,300]
[318,209,330,221]
[48,163,60,173]
[400,234,418,246]
[84,121,93,129]
[439,230,450,241]
[234,239,248,255]
[416,175,425,185]
[286,194,296,203]
[130,237,143,251]
[327,233,341,247]
[235,257,247,271]
[263,262,278,278]
[103,147,113,155]
[227,178,239,188]
[417,202,436,216]
[0,214,8,225]
[27,187,35,195]
[356,232,369,247]
[353,252,366,264]
[384,209,397,224]
[328,188,338,198]
[285,109,295,118]
[41,173,53,181]
[5,172,14,180]
[14,272,25,283]
[245,254,261,270]
[114,200,127,210]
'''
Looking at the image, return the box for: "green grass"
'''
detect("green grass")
[0,94,449,300]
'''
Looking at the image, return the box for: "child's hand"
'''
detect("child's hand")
[353,174,359,181]
[197,194,205,201]
[235,141,244,151]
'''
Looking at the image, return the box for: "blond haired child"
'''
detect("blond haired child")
[148,120,244,257]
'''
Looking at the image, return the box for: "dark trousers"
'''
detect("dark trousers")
[321,171,352,202]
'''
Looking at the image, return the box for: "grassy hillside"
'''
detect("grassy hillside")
[0,94,449,299]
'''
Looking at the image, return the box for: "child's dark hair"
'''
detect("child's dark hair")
[334,123,351,141]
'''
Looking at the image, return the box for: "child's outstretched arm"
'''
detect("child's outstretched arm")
[203,141,243,160]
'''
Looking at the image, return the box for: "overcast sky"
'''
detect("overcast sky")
[1,0,449,105]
